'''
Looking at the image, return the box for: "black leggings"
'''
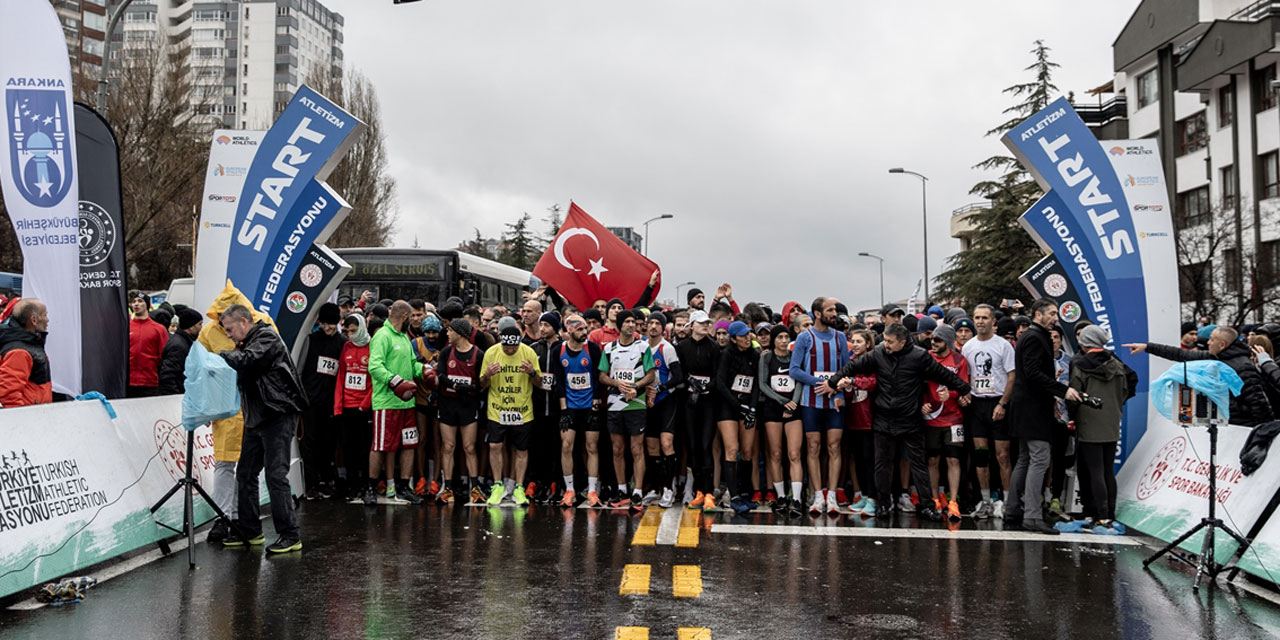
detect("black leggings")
[341,408,373,483]
[1050,423,1075,501]
[1075,441,1117,521]
[682,395,717,493]
[846,430,876,497]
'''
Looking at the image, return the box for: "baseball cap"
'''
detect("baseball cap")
[687,310,711,326]
[727,321,750,337]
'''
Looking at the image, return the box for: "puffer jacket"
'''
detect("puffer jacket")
[157,330,195,395]
[1067,349,1138,443]
[0,323,52,407]
[199,282,279,458]
[829,342,971,435]
[220,321,307,429]
[1148,341,1273,427]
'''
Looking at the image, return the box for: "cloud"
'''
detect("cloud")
[324,0,1136,311]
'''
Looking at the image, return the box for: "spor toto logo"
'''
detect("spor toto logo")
[1059,301,1082,323]
[286,291,308,313]
[1137,436,1187,500]
[78,200,116,267]
[299,264,323,288]
[1044,274,1068,297]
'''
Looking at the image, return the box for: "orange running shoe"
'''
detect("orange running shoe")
[701,493,717,511]
[414,478,427,496]
[586,491,602,508]
[947,499,962,522]
[934,496,946,512]
[687,491,705,510]
[377,480,387,495]
[560,489,576,507]
[428,480,440,497]
[526,481,538,497]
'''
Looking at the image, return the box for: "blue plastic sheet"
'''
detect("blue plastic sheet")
[181,342,240,431]
[1151,360,1242,422]
[74,391,116,419]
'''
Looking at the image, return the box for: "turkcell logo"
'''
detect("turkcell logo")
[1126,174,1160,187]
[6,86,73,207]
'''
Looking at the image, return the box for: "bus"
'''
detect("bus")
[333,248,537,309]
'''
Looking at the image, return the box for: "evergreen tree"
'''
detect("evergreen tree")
[934,40,1058,307]
[541,203,563,252]
[500,213,540,270]
[464,228,492,259]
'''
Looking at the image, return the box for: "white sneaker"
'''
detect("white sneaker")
[809,492,825,515]
[659,488,675,508]
[897,494,916,513]
[642,490,660,505]
[992,499,1005,519]
[826,494,841,516]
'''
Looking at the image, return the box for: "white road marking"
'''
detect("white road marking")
[655,505,685,545]
[711,524,1144,546]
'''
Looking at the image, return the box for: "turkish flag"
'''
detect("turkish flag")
[533,202,661,309]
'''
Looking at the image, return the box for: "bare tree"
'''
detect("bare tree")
[1175,203,1278,325]
[305,67,397,248]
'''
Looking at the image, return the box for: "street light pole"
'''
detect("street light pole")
[97,0,137,116]
[675,281,696,304]
[857,252,885,306]
[642,214,674,256]
[889,168,929,304]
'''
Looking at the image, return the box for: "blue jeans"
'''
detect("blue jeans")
[236,413,300,540]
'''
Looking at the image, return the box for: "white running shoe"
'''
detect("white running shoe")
[897,494,916,513]
[992,499,1006,519]
[809,492,825,515]
[659,488,675,508]
[642,490,660,505]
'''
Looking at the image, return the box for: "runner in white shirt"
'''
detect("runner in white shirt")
[960,304,1017,519]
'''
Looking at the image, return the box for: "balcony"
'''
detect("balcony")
[951,202,989,251]
[1075,95,1127,126]
[1229,0,1280,21]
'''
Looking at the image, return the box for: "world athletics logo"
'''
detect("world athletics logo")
[7,88,73,207]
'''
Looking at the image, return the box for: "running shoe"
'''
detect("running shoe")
[659,488,676,508]
[486,483,505,506]
[826,496,841,516]
[207,518,230,544]
[809,493,825,515]
[751,490,763,504]
[860,498,878,517]
[526,482,538,499]
[835,489,849,506]
[630,493,644,512]
[513,486,530,506]
[414,478,428,496]
[991,500,1005,519]
[642,490,660,505]
[874,503,892,519]
[910,492,920,507]
[437,487,454,505]
[683,483,695,506]
[686,491,705,509]
[701,493,717,511]
[428,480,441,497]
[971,500,994,519]
[221,531,265,547]
[730,497,753,516]
[385,483,397,500]
[560,490,577,507]
[266,537,302,554]
[398,487,424,505]
[1049,498,1063,515]
[897,494,915,513]
[586,491,602,508]
[377,480,386,495]
[849,496,869,514]
[469,486,486,505]
[947,499,962,522]
[763,491,777,507]
[608,495,631,509]
[361,485,377,506]
[919,506,943,522]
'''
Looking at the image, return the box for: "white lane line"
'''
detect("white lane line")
[711,524,1144,546]
[655,505,685,545]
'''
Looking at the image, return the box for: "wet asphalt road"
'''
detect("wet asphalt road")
[3,499,1280,640]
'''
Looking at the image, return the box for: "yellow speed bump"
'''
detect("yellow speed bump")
[619,563,652,596]
[673,565,702,598]
[678,628,712,640]
[631,507,662,546]
[615,626,650,640]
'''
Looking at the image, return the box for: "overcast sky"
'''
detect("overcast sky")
[322,0,1138,312]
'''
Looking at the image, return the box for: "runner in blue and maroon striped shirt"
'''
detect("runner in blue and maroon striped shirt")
[789,297,850,515]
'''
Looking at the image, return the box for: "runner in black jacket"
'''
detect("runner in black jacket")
[715,321,760,514]
[675,310,719,508]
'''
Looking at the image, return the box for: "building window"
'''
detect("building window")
[1257,65,1277,112]
[1261,240,1280,284]
[83,11,106,32]
[1176,112,1207,156]
[1180,261,1212,302]
[1221,165,1236,210]
[1223,248,1242,293]
[1263,151,1280,199]
[1176,186,1211,229]
[1218,85,1234,128]
[82,39,104,57]
[1136,69,1158,109]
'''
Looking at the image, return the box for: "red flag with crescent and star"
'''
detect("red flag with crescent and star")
[533,202,661,309]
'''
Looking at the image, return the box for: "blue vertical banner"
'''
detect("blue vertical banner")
[227,85,363,317]
[1003,99,1180,466]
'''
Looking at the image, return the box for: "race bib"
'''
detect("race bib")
[499,410,523,426]
[540,374,555,390]
[732,374,754,394]
[950,424,965,445]
[567,373,591,391]
[401,427,420,446]
[344,372,367,391]
[316,356,338,376]
[448,375,472,387]
[690,375,711,394]
[815,371,834,383]
[771,374,794,394]
[613,369,636,383]
[973,376,994,394]
[851,389,869,403]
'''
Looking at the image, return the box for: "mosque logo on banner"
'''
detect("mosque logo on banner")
[6,86,73,207]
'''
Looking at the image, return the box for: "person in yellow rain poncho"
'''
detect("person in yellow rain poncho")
[200,281,277,543]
